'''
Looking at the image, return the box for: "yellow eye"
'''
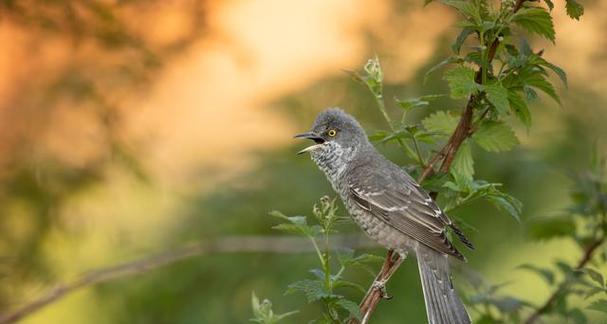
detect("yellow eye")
[327,129,337,137]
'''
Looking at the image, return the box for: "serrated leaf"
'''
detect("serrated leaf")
[395,94,443,111]
[451,141,474,181]
[442,0,481,23]
[538,58,568,87]
[525,73,561,104]
[422,111,459,135]
[565,0,584,20]
[588,299,607,314]
[584,268,605,288]
[286,279,336,302]
[335,299,362,320]
[518,264,555,284]
[444,65,478,99]
[512,8,555,42]
[483,83,509,115]
[472,122,519,152]
[508,90,532,128]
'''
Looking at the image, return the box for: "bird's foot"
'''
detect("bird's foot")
[372,279,392,300]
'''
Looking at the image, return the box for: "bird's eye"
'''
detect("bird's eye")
[327,129,337,137]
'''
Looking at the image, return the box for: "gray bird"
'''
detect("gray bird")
[296,108,473,324]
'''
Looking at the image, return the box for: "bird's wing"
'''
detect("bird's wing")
[348,174,465,260]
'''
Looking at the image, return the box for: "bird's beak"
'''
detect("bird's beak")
[294,132,325,155]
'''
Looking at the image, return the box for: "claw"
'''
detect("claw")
[372,279,392,300]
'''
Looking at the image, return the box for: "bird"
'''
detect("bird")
[295,108,473,324]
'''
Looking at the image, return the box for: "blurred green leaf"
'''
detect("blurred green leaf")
[588,299,607,314]
[583,268,605,288]
[518,264,555,284]
[528,217,576,240]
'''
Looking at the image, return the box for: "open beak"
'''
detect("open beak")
[294,132,325,155]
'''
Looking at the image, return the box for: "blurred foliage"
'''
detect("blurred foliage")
[0,0,207,313]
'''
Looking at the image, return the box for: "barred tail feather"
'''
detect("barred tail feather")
[416,245,471,324]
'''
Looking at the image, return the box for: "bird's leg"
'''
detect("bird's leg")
[372,249,406,300]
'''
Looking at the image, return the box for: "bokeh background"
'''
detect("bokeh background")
[1,0,606,323]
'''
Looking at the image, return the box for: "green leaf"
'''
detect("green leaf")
[451,141,474,181]
[528,217,576,240]
[584,268,605,288]
[444,65,478,99]
[452,28,474,54]
[518,264,555,284]
[333,280,366,294]
[472,122,519,152]
[525,73,561,104]
[285,279,337,302]
[485,191,523,222]
[442,0,481,23]
[512,8,556,43]
[395,94,444,111]
[538,58,568,87]
[483,83,510,115]
[422,111,459,135]
[544,0,554,11]
[565,0,584,20]
[508,90,532,128]
[588,299,607,314]
[335,299,362,320]
[425,56,463,83]
[270,212,320,237]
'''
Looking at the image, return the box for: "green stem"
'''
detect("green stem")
[480,32,487,85]
[374,95,423,166]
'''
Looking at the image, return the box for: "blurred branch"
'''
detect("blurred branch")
[523,236,606,324]
[351,2,530,322]
[0,235,375,324]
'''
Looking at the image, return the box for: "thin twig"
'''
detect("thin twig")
[0,235,376,324]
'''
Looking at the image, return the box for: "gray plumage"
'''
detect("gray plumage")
[296,108,472,324]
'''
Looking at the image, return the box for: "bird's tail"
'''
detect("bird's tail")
[416,244,471,324]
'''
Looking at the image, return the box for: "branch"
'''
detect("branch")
[523,237,606,324]
[0,235,375,324]
[350,1,531,322]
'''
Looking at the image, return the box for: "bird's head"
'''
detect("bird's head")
[295,108,368,156]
